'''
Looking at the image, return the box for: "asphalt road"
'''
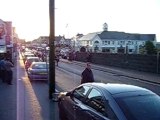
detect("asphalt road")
[57,60,160,95]
[1,52,160,120]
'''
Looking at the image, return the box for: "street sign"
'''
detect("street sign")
[0,45,6,53]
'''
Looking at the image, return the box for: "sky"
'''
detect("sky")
[0,0,160,41]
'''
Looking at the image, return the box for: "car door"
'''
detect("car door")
[60,85,91,120]
[61,95,77,120]
[83,88,110,120]
[84,88,119,120]
[72,86,108,120]
[71,85,91,120]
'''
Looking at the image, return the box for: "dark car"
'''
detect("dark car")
[27,62,49,81]
[58,83,160,120]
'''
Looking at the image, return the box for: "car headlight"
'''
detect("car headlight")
[28,69,33,74]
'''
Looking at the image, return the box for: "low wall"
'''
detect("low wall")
[75,52,160,73]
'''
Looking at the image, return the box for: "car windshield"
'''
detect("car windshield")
[32,64,48,69]
[116,94,160,120]
[28,59,39,62]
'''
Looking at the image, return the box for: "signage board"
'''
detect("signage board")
[0,45,6,53]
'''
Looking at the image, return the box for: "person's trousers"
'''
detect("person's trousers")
[0,70,6,82]
[6,70,13,84]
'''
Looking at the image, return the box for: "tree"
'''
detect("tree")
[139,45,146,54]
[80,47,86,52]
[145,41,157,55]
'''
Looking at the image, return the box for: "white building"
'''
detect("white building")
[77,23,156,54]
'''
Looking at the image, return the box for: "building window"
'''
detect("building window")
[142,41,145,46]
[94,41,99,44]
[131,41,134,45]
[129,49,133,52]
[135,41,137,45]
[102,48,110,52]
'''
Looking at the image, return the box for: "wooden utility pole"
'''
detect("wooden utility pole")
[49,0,55,99]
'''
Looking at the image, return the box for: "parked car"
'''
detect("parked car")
[25,57,40,70]
[27,62,49,81]
[58,83,160,120]
[23,53,35,62]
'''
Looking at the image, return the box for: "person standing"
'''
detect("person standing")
[5,58,14,85]
[86,52,92,63]
[81,62,94,84]
[0,57,6,82]
[55,55,59,66]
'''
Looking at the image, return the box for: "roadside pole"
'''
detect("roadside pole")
[49,0,55,99]
[157,51,160,74]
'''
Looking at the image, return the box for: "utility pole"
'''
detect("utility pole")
[49,0,55,99]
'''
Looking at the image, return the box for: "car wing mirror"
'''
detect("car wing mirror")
[66,91,72,96]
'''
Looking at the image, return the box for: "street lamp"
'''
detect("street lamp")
[49,0,55,100]
[157,51,160,73]
[126,43,128,54]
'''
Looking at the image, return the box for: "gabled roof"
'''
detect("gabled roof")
[76,33,84,38]
[98,31,155,41]
[55,36,64,41]
[65,38,71,41]
[79,32,101,40]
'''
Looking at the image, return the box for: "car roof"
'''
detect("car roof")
[24,53,35,56]
[26,57,39,59]
[84,83,152,95]
[24,52,34,55]
[32,62,48,64]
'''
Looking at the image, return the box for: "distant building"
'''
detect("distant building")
[32,35,72,48]
[156,42,160,50]
[77,23,156,54]
[71,33,84,51]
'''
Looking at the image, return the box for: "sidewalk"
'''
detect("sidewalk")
[0,58,17,120]
[61,59,160,84]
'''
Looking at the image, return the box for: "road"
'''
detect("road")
[57,60,160,95]
[17,52,50,120]
[16,55,160,120]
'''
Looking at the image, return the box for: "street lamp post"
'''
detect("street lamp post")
[49,0,55,99]
[157,51,160,73]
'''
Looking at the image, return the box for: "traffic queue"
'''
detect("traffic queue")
[20,47,57,81]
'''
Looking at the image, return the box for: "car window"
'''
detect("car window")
[73,86,90,102]
[32,64,47,69]
[105,102,118,120]
[86,88,106,116]
[29,59,39,62]
[116,94,160,120]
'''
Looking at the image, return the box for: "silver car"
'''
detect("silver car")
[27,62,49,81]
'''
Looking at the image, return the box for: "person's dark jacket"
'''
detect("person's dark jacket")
[81,68,94,84]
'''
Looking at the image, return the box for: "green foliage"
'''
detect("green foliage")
[80,47,86,52]
[145,41,157,55]
[139,45,146,54]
